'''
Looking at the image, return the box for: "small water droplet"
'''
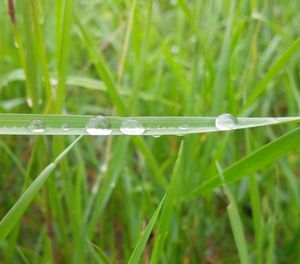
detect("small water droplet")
[100,163,108,173]
[85,116,112,135]
[120,119,145,135]
[153,135,161,138]
[14,41,19,48]
[51,79,58,86]
[215,113,237,131]
[179,124,190,130]
[28,120,45,133]
[171,45,179,54]
[61,123,70,131]
[110,182,116,188]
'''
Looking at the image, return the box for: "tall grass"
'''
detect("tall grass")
[1,0,300,263]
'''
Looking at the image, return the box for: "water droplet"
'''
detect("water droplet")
[171,45,179,54]
[152,135,161,138]
[28,120,45,133]
[100,163,108,173]
[14,41,19,48]
[120,119,145,135]
[61,123,70,131]
[51,79,58,86]
[85,116,112,135]
[179,124,190,130]
[215,113,237,131]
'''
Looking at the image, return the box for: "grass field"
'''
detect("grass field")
[1,0,300,263]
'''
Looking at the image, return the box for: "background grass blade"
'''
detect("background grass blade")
[0,136,82,242]
[128,196,165,264]
[217,162,249,264]
[189,127,300,197]
[150,142,184,263]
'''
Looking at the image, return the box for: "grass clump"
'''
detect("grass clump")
[1,0,300,263]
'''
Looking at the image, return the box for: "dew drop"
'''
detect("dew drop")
[171,45,179,54]
[28,120,45,133]
[51,79,58,86]
[85,116,112,135]
[61,123,70,131]
[120,119,145,135]
[215,113,237,131]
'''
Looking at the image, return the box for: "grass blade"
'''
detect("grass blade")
[0,136,82,242]
[128,196,165,264]
[0,113,299,136]
[188,127,300,197]
[217,162,249,264]
[241,37,300,112]
[150,142,184,263]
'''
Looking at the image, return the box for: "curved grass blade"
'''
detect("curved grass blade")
[128,196,165,264]
[217,162,249,264]
[0,113,299,136]
[241,36,300,113]
[188,127,300,198]
[150,142,184,264]
[0,136,82,242]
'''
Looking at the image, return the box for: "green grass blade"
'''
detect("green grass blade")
[246,130,263,264]
[128,196,165,264]
[0,113,299,136]
[74,14,127,115]
[0,136,82,242]
[188,127,300,197]
[241,37,300,112]
[150,142,184,263]
[86,137,129,237]
[217,162,249,264]
[56,0,74,113]
[211,0,236,114]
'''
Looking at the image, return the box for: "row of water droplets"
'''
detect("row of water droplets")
[27,114,238,135]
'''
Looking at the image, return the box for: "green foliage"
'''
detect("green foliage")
[1,0,300,263]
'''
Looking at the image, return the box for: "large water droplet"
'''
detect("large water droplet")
[28,120,45,133]
[85,116,112,135]
[215,113,237,131]
[120,119,145,135]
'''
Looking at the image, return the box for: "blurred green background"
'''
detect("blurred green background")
[1,0,300,263]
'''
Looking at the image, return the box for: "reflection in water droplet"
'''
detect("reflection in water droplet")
[215,113,237,131]
[120,119,145,135]
[61,123,70,131]
[179,124,190,130]
[85,116,112,135]
[28,120,45,133]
